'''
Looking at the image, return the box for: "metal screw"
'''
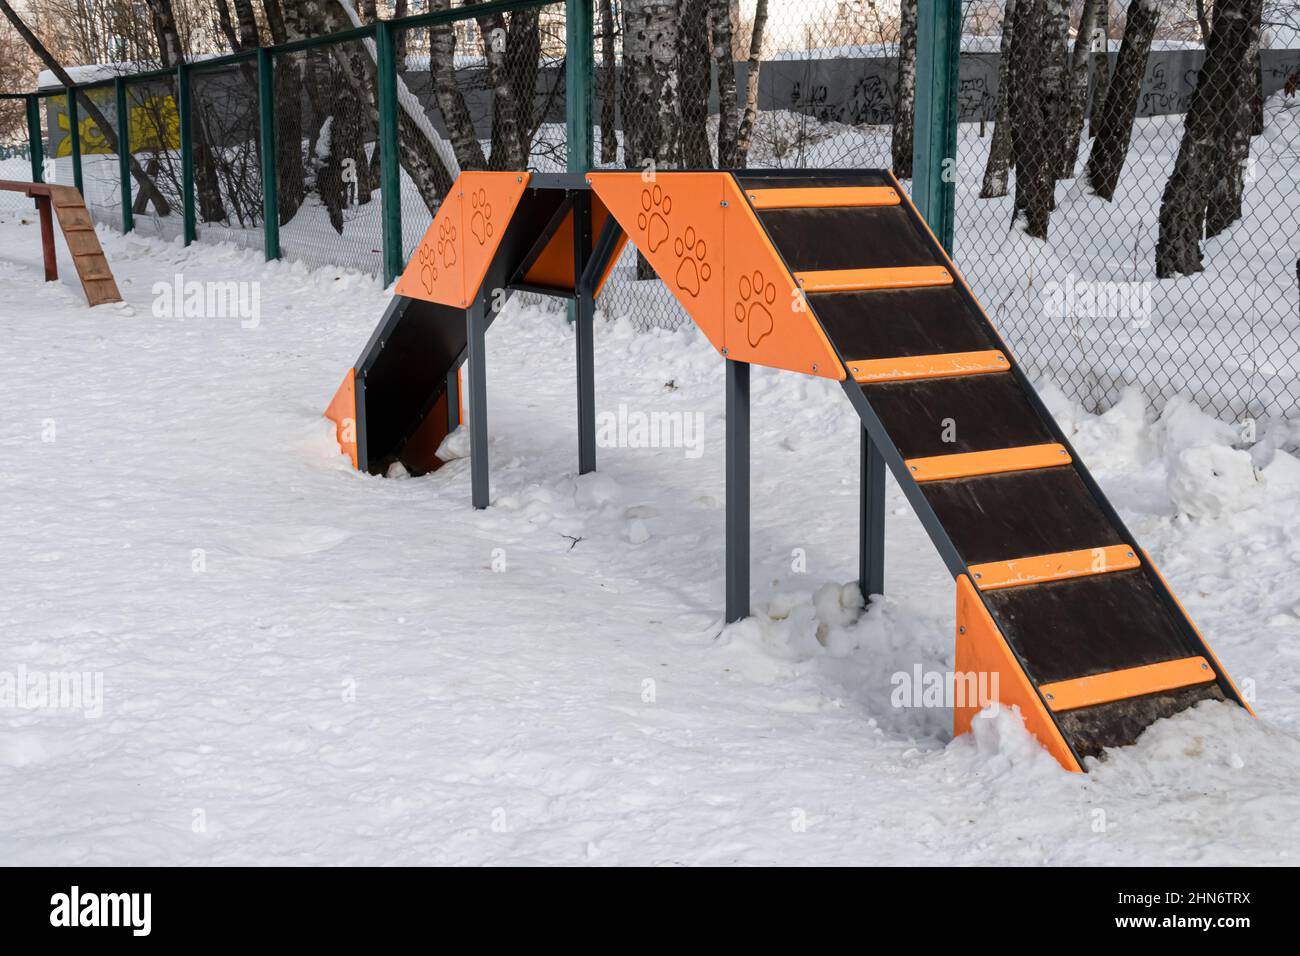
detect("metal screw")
[973,572,982,579]
[1045,693,1055,701]
[517,176,523,183]
[910,465,918,472]
[720,200,728,207]
[1059,449,1068,455]
[1201,662,1209,670]
[811,364,818,372]
[721,347,728,355]
[996,355,1006,362]
[1126,551,1135,558]
[959,626,966,634]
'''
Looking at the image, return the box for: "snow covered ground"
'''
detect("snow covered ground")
[1,207,1300,866]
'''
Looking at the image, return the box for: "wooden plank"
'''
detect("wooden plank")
[906,443,1070,482]
[849,349,1007,383]
[970,544,1140,590]
[745,186,900,210]
[1039,657,1215,713]
[795,265,952,293]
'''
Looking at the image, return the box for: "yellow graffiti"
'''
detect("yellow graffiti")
[51,93,180,156]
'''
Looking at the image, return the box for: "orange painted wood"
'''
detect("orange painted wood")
[970,545,1140,591]
[745,186,900,209]
[794,265,952,293]
[324,368,359,469]
[849,350,1008,383]
[1038,657,1215,713]
[906,443,1071,482]
[954,575,1083,772]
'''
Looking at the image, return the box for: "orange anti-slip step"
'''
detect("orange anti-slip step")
[906,443,1071,482]
[745,186,900,210]
[849,350,1008,384]
[970,544,1140,590]
[795,265,952,293]
[1038,657,1216,712]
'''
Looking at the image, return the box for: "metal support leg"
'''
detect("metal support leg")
[446,360,461,433]
[860,427,886,603]
[726,360,750,623]
[466,302,489,510]
[573,191,596,474]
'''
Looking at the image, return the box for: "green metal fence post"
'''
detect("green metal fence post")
[565,0,594,172]
[565,0,594,329]
[66,85,83,195]
[115,77,133,233]
[26,94,44,183]
[912,0,961,253]
[258,48,280,260]
[178,63,196,245]
[376,20,402,286]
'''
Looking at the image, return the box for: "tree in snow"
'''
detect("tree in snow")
[1086,0,1161,201]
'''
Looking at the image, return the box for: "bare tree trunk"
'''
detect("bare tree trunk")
[1088,0,1110,138]
[599,0,618,164]
[147,0,230,223]
[678,0,713,168]
[980,0,1018,198]
[1086,0,1159,201]
[620,0,681,173]
[505,9,541,164]
[1059,0,1102,176]
[891,0,917,177]
[233,0,261,48]
[1156,0,1256,276]
[470,1,525,170]
[428,0,488,170]
[709,0,737,167]
[1204,0,1261,238]
[1011,0,1051,238]
[733,0,768,164]
[1041,0,1071,183]
[0,0,172,214]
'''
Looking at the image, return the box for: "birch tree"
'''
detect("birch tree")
[1010,0,1052,237]
[980,0,1019,198]
[1156,0,1260,276]
[1059,0,1103,176]
[891,0,918,178]
[1086,0,1160,200]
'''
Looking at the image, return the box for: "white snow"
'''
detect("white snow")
[1,201,1299,865]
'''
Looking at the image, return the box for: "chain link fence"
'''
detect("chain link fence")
[954,0,1300,439]
[6,0,1299,435]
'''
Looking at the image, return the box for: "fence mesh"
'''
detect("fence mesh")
[954,1,1300,437]
[124,73,185,243]
[271,39,384,275]
[190,57,264,254]
[0,98,32,215]
[394,4,569,264]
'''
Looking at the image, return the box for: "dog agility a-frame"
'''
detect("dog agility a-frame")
[325,170,1252,772]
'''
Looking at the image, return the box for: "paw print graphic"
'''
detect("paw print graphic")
[417,242,438,293]
[673,228,711,297]
[734,270,777,348]
[437,218,458,270]
[637,185,671,253]
[470,188,493,245]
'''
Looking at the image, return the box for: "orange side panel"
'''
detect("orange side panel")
[906,443,1070,482]
[324,368,359,469]
[588,172,844,379]
[849,350,1008,384]
[1038,657,1215,713]
[970,544,1140,591]
[521,197,628,296]
[1143,551,1256,717]
[955,575,1082,772]
[395,171,531,307]
[795,265,953,294]
[744,186,900,209]
[395,190,465,306]
[717,175,844,379]
[587,172,728,350]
